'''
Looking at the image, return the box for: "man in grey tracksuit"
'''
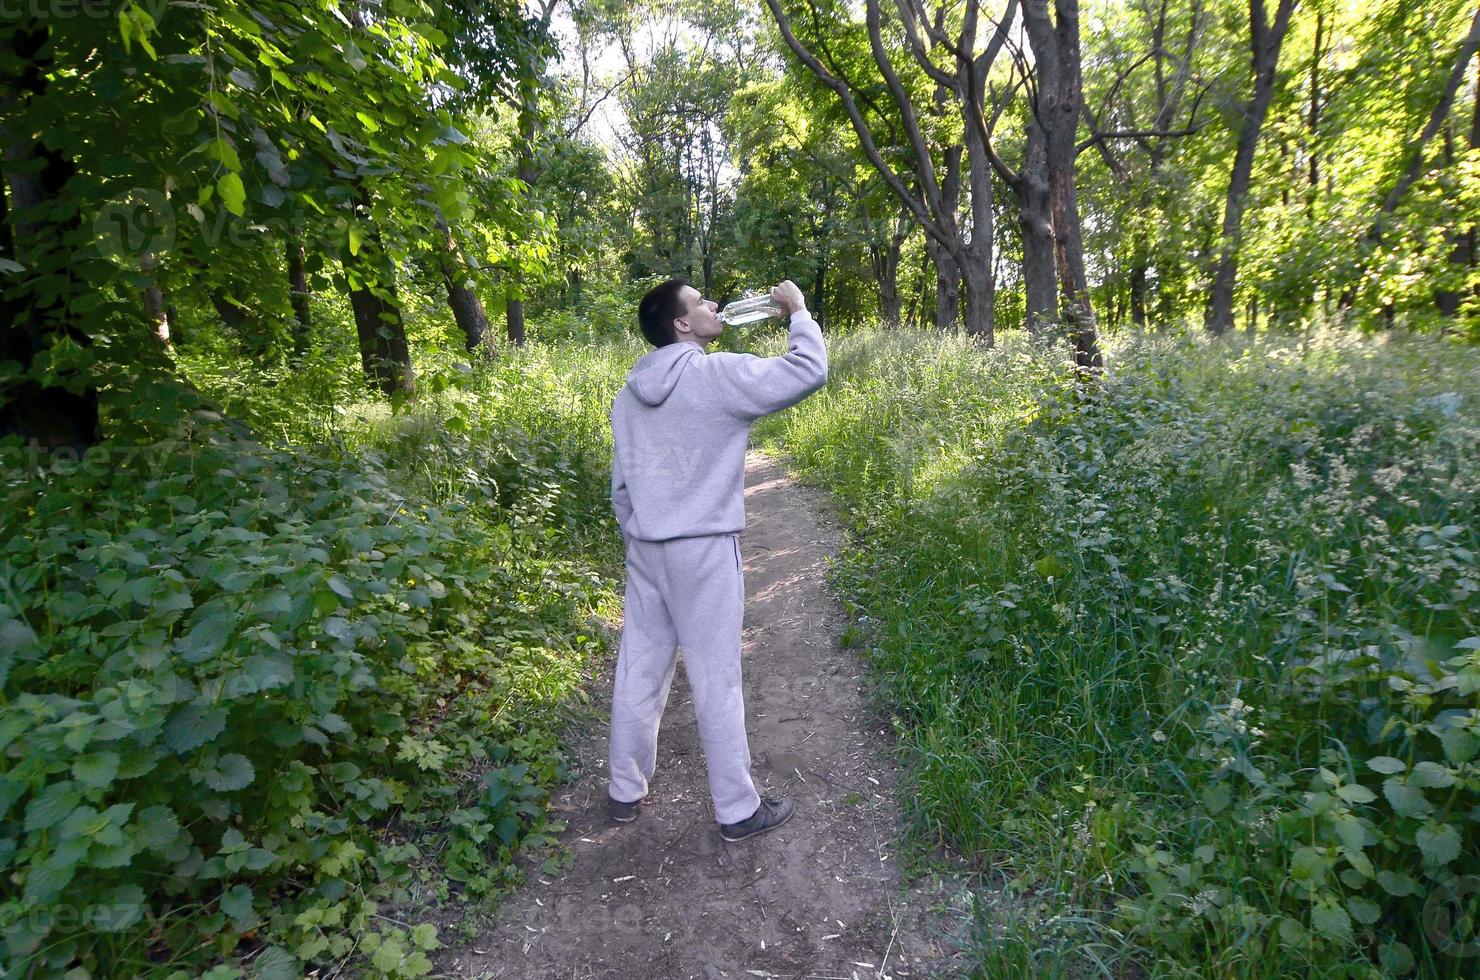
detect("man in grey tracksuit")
[607,278,827,840]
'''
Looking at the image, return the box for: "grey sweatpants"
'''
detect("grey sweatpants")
[608,531,761,825]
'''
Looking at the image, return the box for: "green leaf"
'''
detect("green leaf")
[1366,756,1406,774]
[243,654,294,692]
[347,225,364,257]
[1290,846,1327,883]
[410,923,438,950]
[206,136,242,171]
[1346,896,1381,926]
[153,589,194,613]
[1379,941,1415,975]
[1335,783,1377,804]
[88,882,145,935]
[1034,555,1066,578]
[1416,822,1461,866]
[0,617,40,655]
[72,751,121,790]
[175,611,236,664]
[135,805,181,852]
[252,945,301,980]
[1382,777,1434,818]
[1341,846,1373,879]
[1440,728,1479,765]
[23,848,80,905]
[1311,899,1353,944]
[24,781,81,832]
[218,173,247,217]
[203,753,256,792]
[220,884,258,929]
[1409,761,1455,788]
[1376,870,1419,897]
[164,704,228,754]
[0,776,24,820]
[1200,782,1231,815]
[1277,915,1307,946]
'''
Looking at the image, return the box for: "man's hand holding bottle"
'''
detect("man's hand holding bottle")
[770,280,806,318]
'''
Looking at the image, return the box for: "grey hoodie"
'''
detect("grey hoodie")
[611,310,828,541]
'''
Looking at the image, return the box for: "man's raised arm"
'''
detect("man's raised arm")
[714,280,828,423]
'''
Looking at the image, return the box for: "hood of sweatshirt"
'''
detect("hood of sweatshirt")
[625,341,704,406]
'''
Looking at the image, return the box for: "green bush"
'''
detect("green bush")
[0,385,613,976]
[765,326,1480,978]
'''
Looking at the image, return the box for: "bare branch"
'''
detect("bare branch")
[1371,5,1480,232]
[762,0,959,254]
[892,0,959,89]
[1077,122,1206,154]
[864,0,953,230]
[559,67,638,142]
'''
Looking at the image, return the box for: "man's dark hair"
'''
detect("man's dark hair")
[637,278,692,348]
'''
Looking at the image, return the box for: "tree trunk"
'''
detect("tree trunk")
[349,276,414,397]
[0,19,102,453]
[813,242,827,330]
[1299,8,1325,313]
[141,252,169,345]
[211,287,248,331]
[764,0,1002,340]
[1020,119,1058,335]
[286,234,312,355]
[929,238,961,333]
[346,194,414,396]
[961,72,996,344]
[1129,233,1149,328]
[871,222,906,327]
[1306,9,1323,221]
[931,144,964,331]
[444,266,492,356]
[910,248,930,329]
[1022,0,1101,369]
[1344,7,1480,312]
[877,248,902,326]
[435,212,494,355]
[961,261,994,343]
[506,75,537,348]
[567,267,583,308]
[1436,47,1480,316]
[1205,0,1297,335]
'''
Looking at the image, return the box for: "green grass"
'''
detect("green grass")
[755,324,1480,978]
[13,304,1474,978]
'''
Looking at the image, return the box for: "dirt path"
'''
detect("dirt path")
[437,448,973,980]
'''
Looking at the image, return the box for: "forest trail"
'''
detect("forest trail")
[437,448,974,979]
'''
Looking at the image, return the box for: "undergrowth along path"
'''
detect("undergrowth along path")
[437,448,974,980]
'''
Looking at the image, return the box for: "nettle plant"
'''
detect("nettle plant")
[1104,351,1480,972]
[0,416,596,976]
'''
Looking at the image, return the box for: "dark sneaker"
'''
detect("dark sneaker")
[608,796,641,823]
[719,796,794,842]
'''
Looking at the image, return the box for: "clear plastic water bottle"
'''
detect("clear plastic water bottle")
[719,293,784,326]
